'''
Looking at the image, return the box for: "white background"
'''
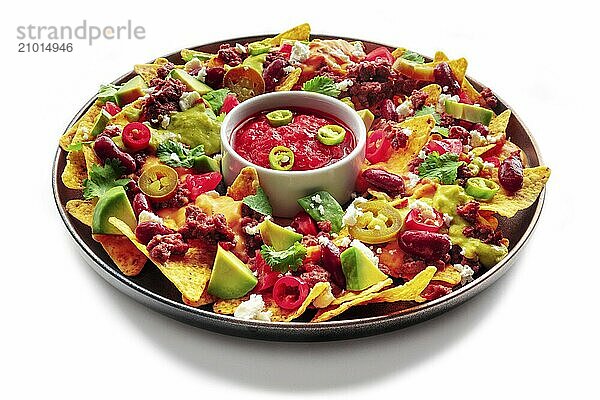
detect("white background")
[1,1,597,399]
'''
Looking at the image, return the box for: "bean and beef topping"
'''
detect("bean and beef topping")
[147,233,189,263]
[142,77,186,126]
[178,205,236,250]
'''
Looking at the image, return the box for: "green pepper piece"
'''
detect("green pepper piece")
[465,177,500,200]
[297,191,344,233]
[317,124,346,146]
[266,110,293,127]
[248,40,272,56]
[269,146,294,170]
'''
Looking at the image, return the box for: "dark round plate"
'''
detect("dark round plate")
[53,34,545,341]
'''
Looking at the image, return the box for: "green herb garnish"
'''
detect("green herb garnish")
[417,152,464,185]
[260,242,307,273]
[415,106,441,124]
[401,50,425,64]
[302,76,341,97]
[83,159,131,199]
[242,187,273,216]
[156,140,205,168]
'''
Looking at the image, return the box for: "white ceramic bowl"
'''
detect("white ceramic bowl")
[220,91,367,217]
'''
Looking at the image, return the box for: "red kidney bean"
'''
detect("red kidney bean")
[398,230,452,261]
[205,67,225,89]
[434,62,460,95]
[448,125,471,145]
[132,193,153,218]
[379,98,398,122]
[93,136,136,174]
[498,152,524,192]
[321,241,346,289]
[471,123,489,137]
[362,168,405,196]
[135,221,174,245]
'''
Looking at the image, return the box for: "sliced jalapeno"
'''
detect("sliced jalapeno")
[317,124,346,146]
[269,146,295,171]
[266,110,293,127]
[138,164,179,201]
[248,40,272,56]
[465,177,499,200]
[348,201,403,244]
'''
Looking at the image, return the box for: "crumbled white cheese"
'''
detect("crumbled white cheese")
[329,48,351,63]
[402,128,413,137]
[282,65,296,74]
[317,204,325,215]
[418,149,428,159]
[405,172,421,189]
[482,161,496,172]
[410,199,437,220]
[317,235,330,246]
[469,130,489,147]
[138,211,164,224]
[453,264,475,285]
[376,247,383,254]
[351,41,366,58]
[169,153,181,163]
[335,79,354,92]
[488,135,501,144]
[160,115,171,129]
[437,93,460,113]
[350,239,379,267]
[312,286,335,308]
[396,99,413,118]
[244,224,260,236]
[234,294,272,321]
[184,58,202,72]
[442,85,449,92]
[194,66,207,83]
[212,154,223,162]
[179,91,201,111]
[289,41,310,65]
[338,236,352,247]
[443,213,453,227]
[204,190,220,198]
[342,197,367,227]
[235,43,246,54]
[284,226,297,232]
[311,194,322,204]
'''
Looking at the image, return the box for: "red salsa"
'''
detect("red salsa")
[232,108,356,171]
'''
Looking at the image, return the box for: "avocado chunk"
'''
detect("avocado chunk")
[357,109,375,131]
[259,218,303,251]
[193,155,220,173]
[242,53,268,74]
[207,246,258,299]
[159,103,221,154]
[340,246,387,291]
[170,69,213,95]
[115,75,148,107]
[444,100,493,126]
[181,49,215,62]
[92,186,137,235]
[90,109,112,137]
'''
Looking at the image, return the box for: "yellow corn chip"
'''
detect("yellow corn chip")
[331,278,393,306]
[59,101,103,150]
[61,150,88,189]
[93,234,147,276]
[448,58,468,85]
[365,114,435,175]
[472,144,496,157]
[213,297,245,314]
[268,23,311,45]
[369,266,437,303]
[59,120,81,150]
[109,217,213,302]
[419,84,442,106]
[109,99,143,126]
[226,166,260,200]
[488,110,511,142]
[66,199,95,227]
[276,67,301,91]
[461,78,481,104]
[391,47,407,59]
[81,144,100,175]
[183,291,215,308]
[432,265,462,285]
[434,51,449,62]
[273,282,330,322]
[480,166,550,218]
[134,58,170,84]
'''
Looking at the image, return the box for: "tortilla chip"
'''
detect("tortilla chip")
[59,120,81,150]
[365,114,435,175]
[213,297,245,314]
[448,57,468,85]
[183,291,215,307]
[461,78,481,104]
[488,110,511,142]
[61,150,88,189]
[134,58,170,84]
[391,47,406,59]
[432,265,462,285]
[109,99,143,126]
[109,217,214,301]
[66,199,95,227]
[331,278,393,306]
[369,266,437,303]
[60,101,103,150]
[419,84,442,106]
[268,23,311,45]
[479,166,550,218]
[93,234,147,276]
[81,144,100,175]
[276,67,302,91]
[434,51,449,62]
[227,166,260,200]
[472,144,497,157]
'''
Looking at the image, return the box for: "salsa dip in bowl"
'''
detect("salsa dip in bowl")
[220,91,367,217]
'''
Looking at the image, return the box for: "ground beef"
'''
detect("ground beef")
[456,164,476,186]
[301,235,319,247]
[132,151,150,173]
[398,259,427,280]
[438,112,458,127]
[147,233,189,263]
[479,87,498,109]
[410,89,429,110]
[156,62,175,79]
[142,78,186,126]
[241,203,266,221]
[463,224,503,245]
[299,263,332,288]
[152,183,190,210]
[240,216,263,254]
[434,62,460,95]
[371,119,408,150]
[178,205,236,248]
[456,201,480,223]
[407,156,424,173]
[217,44,243,66]
[135,221,174,245]
[263,58,288,92]
[317,220,332,234]
[448,125,471,145]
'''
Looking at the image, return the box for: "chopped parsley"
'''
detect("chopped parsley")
[302,76,341,97]
[418,152,464,185]
[242,187,272,216]
[260,242,307,273]
[156,140,205,168]
[83,159,131,199]
[401,50,425,64]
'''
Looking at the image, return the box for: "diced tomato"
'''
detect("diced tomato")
[365,129,392,164]
[220,93,239,114]
[272,276,309,310]
[458,90,473,105]
[103,101,121,116]
[365,47,394,64]
[291,212,318,236]
[426,139,463,155]
[483,156,500,168]
[185,172,222,201]
[279,43,293,59]
[253,252,282,293]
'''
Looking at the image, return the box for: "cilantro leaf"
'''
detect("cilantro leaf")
[66,141,92,152]
[242,188,272,216]
[260,242,307,273]
[156,139,205,168]
[401,50,425,64]
[415,106,441,124]
[302,76,341,97]
[97,83,121,103]
[202,88,230,113]
[418,152,464,184]
[83,159,131,199]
